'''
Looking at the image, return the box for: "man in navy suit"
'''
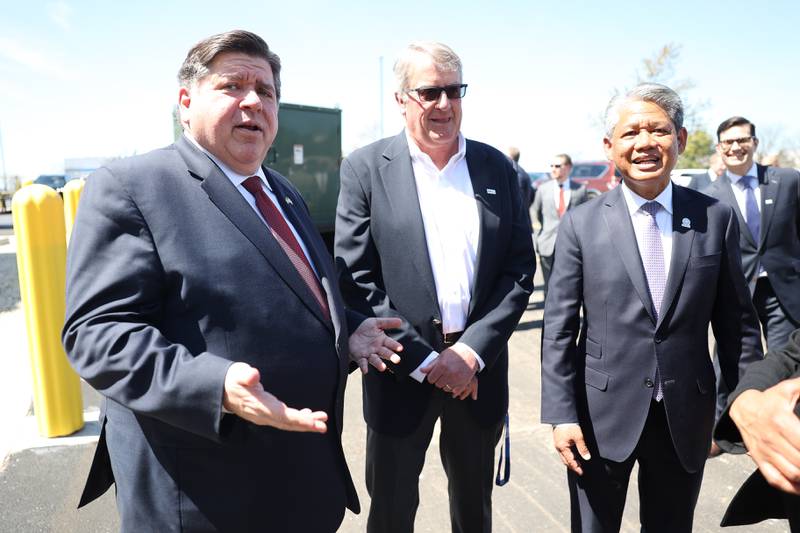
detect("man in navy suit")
[62,30,402,532]
[335,41,535,532]
[704,117,800,448]
[540,83,762,532]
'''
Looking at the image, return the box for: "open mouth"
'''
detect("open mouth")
[633,156,660,167]
[236,123,262,132]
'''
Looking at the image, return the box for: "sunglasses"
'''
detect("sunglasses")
[550,164,562,168]
[407,84,468,102]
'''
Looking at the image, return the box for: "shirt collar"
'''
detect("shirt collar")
[726,162,758,186]
[405,129,466,170]
[621,179,673,217]
[183,132,270,191]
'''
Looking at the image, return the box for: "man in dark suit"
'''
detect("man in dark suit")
[531,153,588,297]
[703,116,799,450]
[714,329,800,530]
[334,41,535,533]
[540,83,762,532]
[62,30,402,533]
[506,146,535,229]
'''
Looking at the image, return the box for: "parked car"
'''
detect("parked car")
[671,168,710,190]
[570,161,620,198]
[530,161,619,199]
[33,175,69,190]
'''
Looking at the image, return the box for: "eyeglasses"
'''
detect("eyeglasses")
[550,164,562,168]
[406,84,468,102]
[718,136,755,149]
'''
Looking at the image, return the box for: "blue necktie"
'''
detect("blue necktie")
[741,176,760,242]
[640,201,665,401]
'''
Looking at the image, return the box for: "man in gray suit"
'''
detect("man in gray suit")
[62,30,402,532]
[541,83,762,532]
[335,41,535,532]
[531,153,588,297]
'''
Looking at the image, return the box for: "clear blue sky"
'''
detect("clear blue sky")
[1,0,797,179]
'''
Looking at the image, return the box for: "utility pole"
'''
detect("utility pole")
[0,122,7,191]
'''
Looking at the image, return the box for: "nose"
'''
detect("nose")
[434,90,451,109]
[633,130,657,149]
[240,88,262,111]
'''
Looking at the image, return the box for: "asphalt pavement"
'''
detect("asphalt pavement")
[0,234,789,532]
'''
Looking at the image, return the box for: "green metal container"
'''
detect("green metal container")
[266,103,342,237]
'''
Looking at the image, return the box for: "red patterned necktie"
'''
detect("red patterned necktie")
[557,186,566,218]
[242,176,330,320]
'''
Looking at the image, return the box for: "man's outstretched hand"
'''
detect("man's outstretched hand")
[349,317,403,374]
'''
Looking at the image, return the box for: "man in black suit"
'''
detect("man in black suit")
[62,30,402,533]
[507,146,535,229]
[540,83,762,532]
[714,329,800,530]
[334,41,535,533]
[703,116,799,445]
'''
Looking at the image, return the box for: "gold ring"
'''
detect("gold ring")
[444,384,452,391]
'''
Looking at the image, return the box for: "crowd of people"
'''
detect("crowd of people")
[61,29,800,533]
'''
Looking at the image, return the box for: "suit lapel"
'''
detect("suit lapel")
[658,186,696,329]
[378,135,439,314]
[466,141,500,316]
[175,137,332,329]
[603,187,657,324]
[717,176,757,249]
[757,164,779,250]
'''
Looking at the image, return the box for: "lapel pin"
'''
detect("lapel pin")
[765,199,774,205]
[285,197,294,205]
[681,217,691,229]
[486,188,496,195]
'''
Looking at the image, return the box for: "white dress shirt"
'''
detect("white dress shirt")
[621,181,674,283]
[184,133,319,276]
[404,130,485,382]
[726,163,766,277]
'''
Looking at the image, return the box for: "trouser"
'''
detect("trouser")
[365,390,504,533]
[568,401,704,533]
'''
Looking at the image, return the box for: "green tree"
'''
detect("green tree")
[677,130,714,169]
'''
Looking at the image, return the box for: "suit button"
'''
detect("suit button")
[644,378,654,388]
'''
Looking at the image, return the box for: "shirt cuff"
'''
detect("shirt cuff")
[454,341,485,372]
[409,351,439,382]
[554,423,580,429]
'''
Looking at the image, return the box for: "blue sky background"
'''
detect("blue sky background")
[0,0,797,179]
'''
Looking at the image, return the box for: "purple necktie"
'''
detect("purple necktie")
[741,176,760,242]
[640,201,665,401]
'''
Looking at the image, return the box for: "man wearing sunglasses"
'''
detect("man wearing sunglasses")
[704,116,800,453]
[335,41,535,532]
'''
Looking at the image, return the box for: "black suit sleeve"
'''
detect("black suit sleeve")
[715,330,800,452]
[334,157,436,375]
[62,167,232,442]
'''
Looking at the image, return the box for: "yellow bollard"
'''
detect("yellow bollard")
[12,185,83,437]
[62,178,85,244]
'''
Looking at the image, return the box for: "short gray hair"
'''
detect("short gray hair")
[178,29,281,100]
[393,41,462,94]
[604,83,683,138]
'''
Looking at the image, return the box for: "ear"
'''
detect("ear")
[394,92,407,115]
[178,86,191,128]
[602,136,613,160]
[677,127,688,155]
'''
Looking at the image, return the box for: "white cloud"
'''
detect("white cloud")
[46,1,72,32]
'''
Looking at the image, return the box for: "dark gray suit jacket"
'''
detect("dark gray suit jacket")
[702,165,800,322]
[541,184,762,473]
[63,136,359,531]
[334,132,535,436]
[715,329,800,528]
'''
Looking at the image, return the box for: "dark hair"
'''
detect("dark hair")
[555,153,573,166]
[178,30,281,100]
[717,116,756,141]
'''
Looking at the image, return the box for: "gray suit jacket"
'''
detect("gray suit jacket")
[63,136,359,531]
[334,132,535,435]
[531,178,588,257]
[702,165,800,322]
[541,184,762,473]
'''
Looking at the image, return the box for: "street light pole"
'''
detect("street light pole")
[379,56,384,139]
